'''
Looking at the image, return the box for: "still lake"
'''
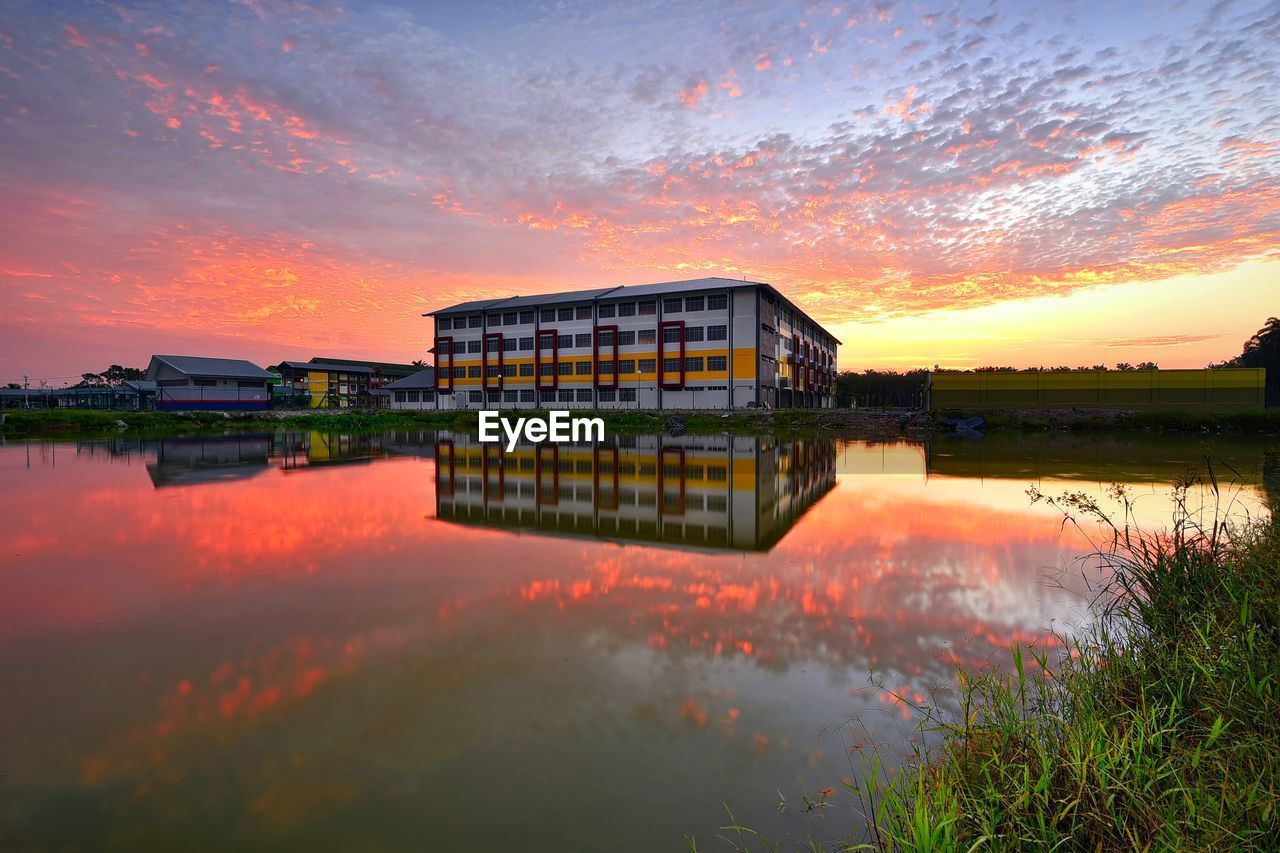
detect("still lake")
[0,429,1272,850]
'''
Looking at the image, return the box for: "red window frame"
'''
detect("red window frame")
[594,324,619,389]
[536,328,558,391]
[482,444,504,503]
[536,444,559,506]
[658,320,686,390]
[593,445,619,510]
[435,439,455,496]
[657,446,686,515]
[435,336,454,392]
[483,332,504,393]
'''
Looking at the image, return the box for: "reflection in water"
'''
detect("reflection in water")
[0,430,1270,850]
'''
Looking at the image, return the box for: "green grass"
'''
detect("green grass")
[854,473,1280,850]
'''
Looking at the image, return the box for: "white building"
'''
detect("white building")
[385,368,438,410]
[426,277,838,410]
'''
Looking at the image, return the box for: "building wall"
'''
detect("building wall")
[432,283,837,410]
[928,368,1266,412]
[390,389,438,410]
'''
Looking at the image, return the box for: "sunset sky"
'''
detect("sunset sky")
[1,0,1276,385]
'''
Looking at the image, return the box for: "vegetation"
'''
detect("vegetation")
[1212,316,1280,406]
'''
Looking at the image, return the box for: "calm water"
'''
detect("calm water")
[0,430,1272,851]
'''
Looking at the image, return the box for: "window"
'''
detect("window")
[486,365,501,378]
[394,391,407,402]
[468,316,482,328]
[599,388,617,402]
[453,341,467,355]
[520,389,536,402]
[597,330,614,347]
[487,391,501,404]
[707,356,727,371]
[520,310,535,324]
[403,390,418,403]
[237,380,265,388]
[576,388,593,402]
[558,307,574,322]
[503,338,518,352]
[485,337,501,353]
[708,294,727,310]
[639,329,656,344]
[502,364,517,377]
[469,390,483,402]
[468,366,482,378]
[619,302,636,317]
[575,333,592,348]
[598,360,615,374]
[638,358,656,373]
[663,298,682,313]
[503,312,518,325]
[519,336,534,351]
[707,325,727,341]
[663,325,682,343]
[663,358,682,373]
[685,326,704,342]
[519,363,535,377]
[639,300,656,315]
[557,362,574,376]
[539,332,555,347]
[598,303,616,318]
[424,391,436,402]
[540,390,555,402]
[685,357,704,372]
[549,334,567,349]
[618,330,635,346]
[685,296,704,311]
[576,306,592,320]
[503,390,518,403]
[575,361,593,375]
[540,309,556,323]
[539,363,555,376]
[619,388,637,402]
[618,359,636,373]
[453,366,466,378]
[558,389,574,403]
[489,314,501,327]
[438,317,451,331]
[707,465,728,482]
[467,340,482,353]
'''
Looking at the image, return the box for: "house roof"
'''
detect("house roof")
[384,368,437,390]
[306,357,419,374]
[148,355,276,380]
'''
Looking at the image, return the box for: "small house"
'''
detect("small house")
[146,355,275,411]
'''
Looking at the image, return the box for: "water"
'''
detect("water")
[0,430,1271,850]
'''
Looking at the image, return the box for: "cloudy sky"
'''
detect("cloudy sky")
[1,0,1277,383]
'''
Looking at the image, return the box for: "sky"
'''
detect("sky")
[0,0,1276,385]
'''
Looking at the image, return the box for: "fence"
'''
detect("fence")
[927,368,1266,412]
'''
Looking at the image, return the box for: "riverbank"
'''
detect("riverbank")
[863,486,1280,849]
[1,405,1277,440]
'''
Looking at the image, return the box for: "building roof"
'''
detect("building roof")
[306,357,419,375]
[275,360,373,374]
[385,368,437,390]
[422,276,841,344]
[147,355,276,380]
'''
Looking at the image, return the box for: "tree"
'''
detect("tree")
[74,365,145,387]
[1217,316,1280,405]
[1137,361,1159,370]
[411,359,428,368]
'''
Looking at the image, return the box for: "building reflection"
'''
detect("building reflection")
[433,434,836,551]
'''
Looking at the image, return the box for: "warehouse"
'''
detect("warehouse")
[425,277,839,410]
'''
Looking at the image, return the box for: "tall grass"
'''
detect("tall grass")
[854,468,1280,850]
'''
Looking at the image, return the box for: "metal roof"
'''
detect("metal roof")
[276,360,373,374]
[148,355,276,380]
[306,357,418,374]
[384,368,437,390]
[422,277,841,344]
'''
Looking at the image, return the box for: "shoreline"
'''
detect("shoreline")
[1,405,1277,440]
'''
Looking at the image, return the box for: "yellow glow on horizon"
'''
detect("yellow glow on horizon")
[832,259,1277,371]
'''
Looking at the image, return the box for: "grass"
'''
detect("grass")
[689,463,1279,852]
[848,468,1280,850]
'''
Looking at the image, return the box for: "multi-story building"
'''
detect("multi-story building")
[434,433,836,551]
[426,277,839,410]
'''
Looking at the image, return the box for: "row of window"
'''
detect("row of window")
[449,355,730,380]
[437,294,732,331]
[393,390,438,403]
[449,325,730,355]
[449,385,730,404]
